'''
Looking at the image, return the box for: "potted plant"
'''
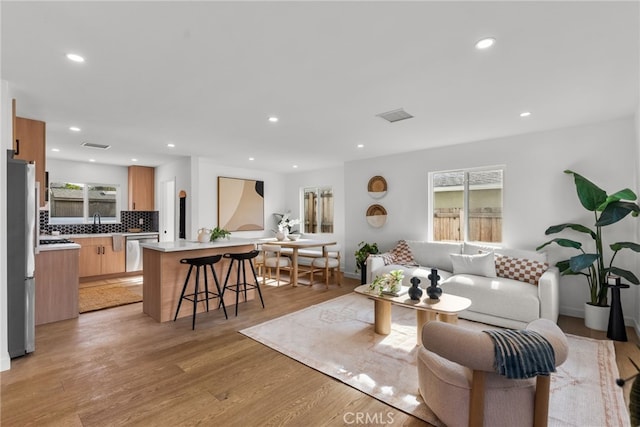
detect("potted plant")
[537,170,640,330]
[369,269,404,296]
[210,226,231,241]
[355,241,379,284]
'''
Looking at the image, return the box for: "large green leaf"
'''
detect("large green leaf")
[598,188,637,210]
[536,238,583,251]
[569,253,599,272]
[596,201,640,226]
[544,223,596,239]
[565,170,607,212]
[610,242,640,252]
[555,259,578,275]
[609,266,640,285]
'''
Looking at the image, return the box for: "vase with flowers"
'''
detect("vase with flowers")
[273,212,300,240]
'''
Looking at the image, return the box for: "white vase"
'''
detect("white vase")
[584,302,610,331]
[275,231,285,241]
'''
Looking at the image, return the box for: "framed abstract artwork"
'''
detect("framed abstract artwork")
[217,176,264,231]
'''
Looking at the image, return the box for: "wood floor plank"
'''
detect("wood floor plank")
[1,273,637,426]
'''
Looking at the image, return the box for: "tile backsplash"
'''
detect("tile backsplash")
[40,210,159,235]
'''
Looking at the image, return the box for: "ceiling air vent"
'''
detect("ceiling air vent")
[376,108,414,123]
[81,142,111,150]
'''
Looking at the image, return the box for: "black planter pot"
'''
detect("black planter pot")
[359,263,367,285]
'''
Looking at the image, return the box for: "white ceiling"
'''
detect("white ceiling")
[2,1,638,173]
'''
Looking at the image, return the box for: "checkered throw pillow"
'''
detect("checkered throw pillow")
[389,240,418,266]
[495,254,548,285]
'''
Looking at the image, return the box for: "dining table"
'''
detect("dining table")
[266,238,337,287]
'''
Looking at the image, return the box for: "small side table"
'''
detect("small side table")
[606,282,630,342]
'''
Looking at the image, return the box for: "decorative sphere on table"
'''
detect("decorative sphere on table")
[427,268,442,300]
[408,277,423,301]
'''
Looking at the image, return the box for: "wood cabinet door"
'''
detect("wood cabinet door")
[128,166,155,210]
[76,238,102,278]
[101,238,126,275]
[14,117,46,206]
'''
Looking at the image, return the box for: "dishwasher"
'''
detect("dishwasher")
[126,234,159,272]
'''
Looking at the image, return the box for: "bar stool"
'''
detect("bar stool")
[221,250,264,316]
[174,254,228,330]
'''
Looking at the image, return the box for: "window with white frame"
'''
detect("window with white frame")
[430,167,503,243]
[49,182,120,224]
[302,187,334,233]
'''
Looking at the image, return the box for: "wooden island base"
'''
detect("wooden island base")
[142,242,255,322]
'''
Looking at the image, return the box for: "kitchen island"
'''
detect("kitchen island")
[141,239,256,322]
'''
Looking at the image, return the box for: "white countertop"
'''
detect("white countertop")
[140,238,255,252]
[47,232,160,239]
[38,243,81,251]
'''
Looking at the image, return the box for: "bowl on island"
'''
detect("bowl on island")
[288,233,301,241]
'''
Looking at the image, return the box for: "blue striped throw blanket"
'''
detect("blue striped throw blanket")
[483,329,556,379]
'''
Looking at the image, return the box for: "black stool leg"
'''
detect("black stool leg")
[209,263,227,319]
[220,258,234,309]
[191,265,201,330]
[241,260,249,303]
[203,265,210,313]
[249,258,265,308]
[174,264,194,321]
[235,259,241,316]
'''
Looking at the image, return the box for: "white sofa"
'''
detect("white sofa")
[366,241,559,329]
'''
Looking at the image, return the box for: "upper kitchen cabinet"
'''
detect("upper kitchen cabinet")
[14,113,46,207]
[128,166,155,211]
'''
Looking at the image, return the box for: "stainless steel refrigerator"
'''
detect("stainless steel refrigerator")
[7,150,36,358]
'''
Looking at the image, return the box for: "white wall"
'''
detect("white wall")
[155,156,191,241]
[283,166,346,271]
[193,157,286,240]
[1,80,12,371]
[345,116,638,321]
[47,159,129,215]
[635,107,640,331]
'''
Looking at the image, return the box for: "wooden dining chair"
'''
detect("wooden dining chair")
[310,244,341,289]
[262,244,292,286]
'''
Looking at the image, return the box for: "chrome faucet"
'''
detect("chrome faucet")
[92,212,101,233]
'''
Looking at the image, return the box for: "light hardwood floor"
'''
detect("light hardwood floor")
[2,275,639,426]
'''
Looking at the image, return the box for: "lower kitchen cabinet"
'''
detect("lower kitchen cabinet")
[35,248,79,325]
[75,236,126,278]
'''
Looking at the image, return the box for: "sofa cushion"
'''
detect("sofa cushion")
[388,240,418,266]
[463,242,501,255]
[406,241,462,272]
[441,274,540,323]
[495,254,548,285]
[450,252,497,278]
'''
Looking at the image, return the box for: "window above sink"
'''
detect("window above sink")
[49,181,121,225]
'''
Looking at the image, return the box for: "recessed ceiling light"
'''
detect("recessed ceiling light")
[69,126,81,132]
[89,159,95,162]
[167,143,175,148]
[268,116,279,123]
[66,53,85,63]
[131,158,138,162]
[357,144,364,149]
[475,37,496,50]
[51,148,60,152]
[520,111,532,117]
[249,157,255,161]
[293,165,298,169]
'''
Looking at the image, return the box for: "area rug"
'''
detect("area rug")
[240,293,629,427]
[79,284,142,313]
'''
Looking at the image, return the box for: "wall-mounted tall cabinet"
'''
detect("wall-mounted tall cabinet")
[13,100,47,207]
[128,166,155,211]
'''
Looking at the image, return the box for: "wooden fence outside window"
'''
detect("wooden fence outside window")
[433,207,502,242]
